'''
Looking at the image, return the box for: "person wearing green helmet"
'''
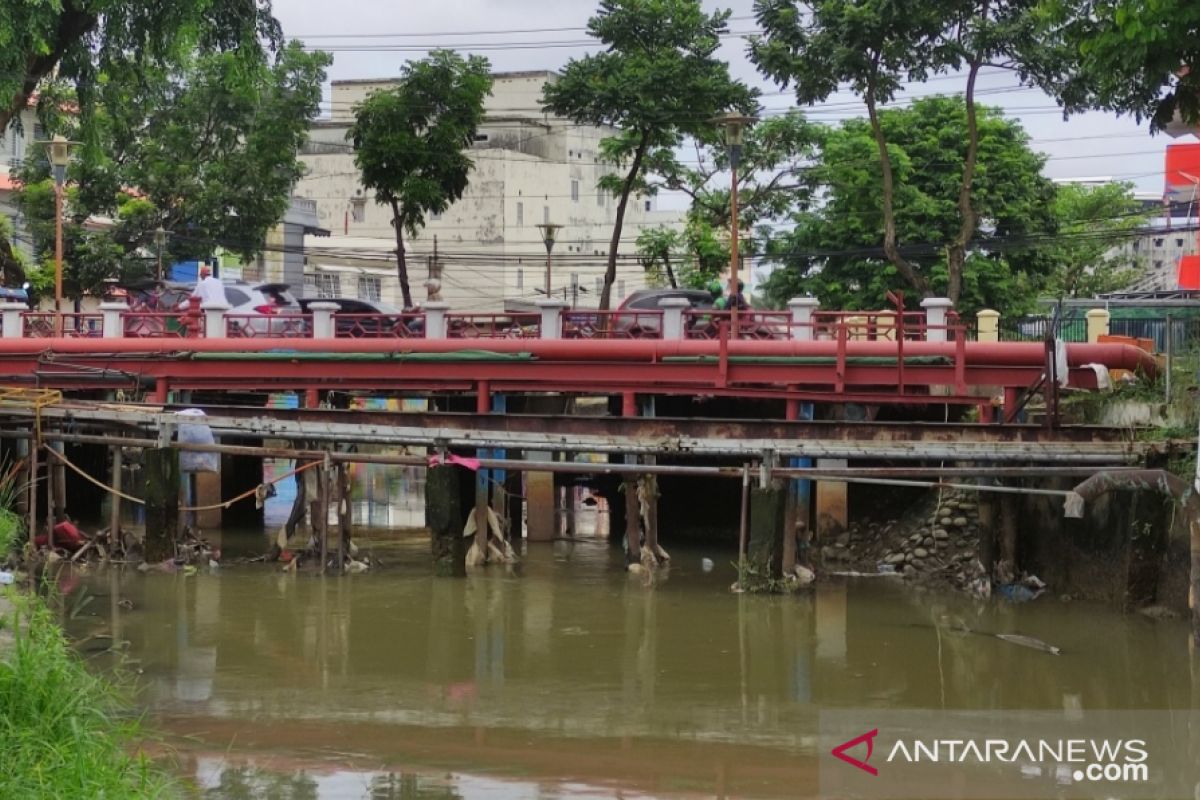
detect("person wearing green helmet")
[708,279,728,311]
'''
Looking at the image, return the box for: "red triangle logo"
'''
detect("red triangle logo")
[832,728,879,776]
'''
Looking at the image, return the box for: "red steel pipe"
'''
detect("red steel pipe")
[0,336,1158,375]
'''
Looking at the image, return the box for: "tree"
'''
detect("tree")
[751,0,956,298]
[758,97,1057,316]
[0,1,281,136]
[543,0,756,310]
[751,0,1050,304]
[636,226,683,288]
[17,43,329,299]
[1033,0,1200,129]
[1040,182,1146,298]
[348,51,492,310]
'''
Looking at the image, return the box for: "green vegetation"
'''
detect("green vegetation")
[0,592,176,799]
[348,51,494,310]
[543,0,756,309]
[0,458,24,558]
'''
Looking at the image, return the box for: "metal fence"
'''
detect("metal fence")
[998,316,1089,343]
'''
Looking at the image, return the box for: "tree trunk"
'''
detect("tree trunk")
[664,252,678,289]
[0,6,100,134]
[947,56,984,305]
[389,199,414,309]
[601,130,651,311]
[864,88,929,297]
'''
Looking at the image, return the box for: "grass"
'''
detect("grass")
[0,457,24,558]
[0,591,178,799]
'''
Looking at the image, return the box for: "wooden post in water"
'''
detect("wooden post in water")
[427,464,466,577]
[623,476,641,564]
[108,445,123,555]
[318,459,330,575]
[143,447,180,563]
[337,463,351,571]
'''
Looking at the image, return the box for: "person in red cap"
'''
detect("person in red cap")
[190,263,227,305]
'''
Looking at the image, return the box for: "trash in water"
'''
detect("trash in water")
[0,571,13,585]
[997,574,1047,603]
[701,558,714,573]
[994,633,1061,655]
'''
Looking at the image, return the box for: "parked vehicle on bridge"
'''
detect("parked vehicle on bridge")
[297,297,423,337]
[227,283,305,337]
[123,279,304,337]
[610,287,715,337]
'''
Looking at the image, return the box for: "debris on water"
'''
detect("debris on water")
[0,571,13,585]
[832,570,903,578]
[1137,605,1179,620]
[994,633,1061,655]
[701,558,714,572]
[792,565,816,585]
[997,574,1047,603]
[346,559,369,573]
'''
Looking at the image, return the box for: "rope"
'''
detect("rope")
[41,445,324,511]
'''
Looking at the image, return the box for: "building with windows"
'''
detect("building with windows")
[296,71,684,310]
[0,101,43,264]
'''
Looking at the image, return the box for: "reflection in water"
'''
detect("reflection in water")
[64,532,1197,799]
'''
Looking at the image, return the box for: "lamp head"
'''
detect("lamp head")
[536,222,563,253]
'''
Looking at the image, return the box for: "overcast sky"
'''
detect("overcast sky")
[273,0,1181,198]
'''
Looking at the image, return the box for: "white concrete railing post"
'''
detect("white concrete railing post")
[0,302,27,338]
[787,297,820,341]
[308,301,339,340]
[99,301,129,339]
[659,297,692,340]
[201,301,231,339]
[920,297,954,343]
[423,301,449,339]
[536,299,569,340]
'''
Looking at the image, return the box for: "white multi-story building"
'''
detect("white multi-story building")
[0,102,41,264]
[295,71,683,311]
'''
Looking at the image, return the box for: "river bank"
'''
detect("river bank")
[1,489,177,798]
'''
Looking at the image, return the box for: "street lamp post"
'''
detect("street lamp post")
[154,226,170,282]
[536,222,563,298]
[712,113,756,335]
[46,135,75,336]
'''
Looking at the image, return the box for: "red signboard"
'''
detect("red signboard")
[1178,254,1200,289]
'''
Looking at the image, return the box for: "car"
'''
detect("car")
[227,283,305,337]
[122,279,301,337]
[296,297,423,338]
[610,288,715,337]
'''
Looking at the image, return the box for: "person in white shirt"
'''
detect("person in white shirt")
[191,264,227,306]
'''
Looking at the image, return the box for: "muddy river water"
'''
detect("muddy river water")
[60,518,1198,800]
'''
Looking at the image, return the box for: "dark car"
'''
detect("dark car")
[297,297,423,338]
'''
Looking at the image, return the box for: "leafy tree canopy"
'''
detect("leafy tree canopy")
[543,0,756,309]
[759,96,1056,316]
[17,42,329,299]
[1034,0,1200,129]
[1040,182,1147,299]
[347,50,493,309]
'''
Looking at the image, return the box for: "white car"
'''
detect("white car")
[226,283,308,338]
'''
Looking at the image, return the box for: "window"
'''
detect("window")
[597,189,605,207]
[595,277,602,294]
[516,268,524,289]
[430,210,442,221]
[516,202,523,226]
[1154,237,1164,248]
[358,275,381,302]
[644,200,651,212]
[618,280,627,298]
[474,133,489,143]
[1177,238,1185,248]
[543,206,550,225]
[1154,260,1164,269]
[351,198,366,223]
[313,273,341,299]
[571,180,580,202]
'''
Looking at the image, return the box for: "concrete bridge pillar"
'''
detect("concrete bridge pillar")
[423,302,449,339]
[816,459,848,537]
[787,297,819,341]
[749,480,785,579]
[144,447,180,563]
[100,301,129,338]
[202,301,231,339]
[0,301,26,338]
[660,297,691,339]
[426,463,466,576]
[920,297,954,342]
[308,301,339,339]
[536,299,568,339]
[976,309,1000,343]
